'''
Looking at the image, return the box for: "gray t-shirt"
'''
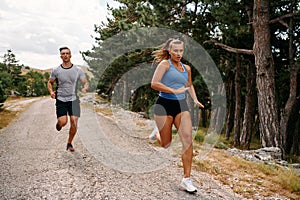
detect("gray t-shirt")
[50,64,86,102]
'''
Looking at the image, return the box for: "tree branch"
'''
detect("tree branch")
[269,12,300,25]
[248,12,300,27]
[278,19,290,29]
[204,39,254,55]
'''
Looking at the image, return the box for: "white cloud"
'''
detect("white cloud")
[0,0,119,69]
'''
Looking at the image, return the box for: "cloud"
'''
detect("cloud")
[0,0,119,69]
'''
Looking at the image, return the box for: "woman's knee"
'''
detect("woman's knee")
[180,132,193,147]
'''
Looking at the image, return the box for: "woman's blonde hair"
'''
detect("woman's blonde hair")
[152,38,184,63]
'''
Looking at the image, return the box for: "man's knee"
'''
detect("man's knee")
[58,116,68,126]
[69,117,78,128]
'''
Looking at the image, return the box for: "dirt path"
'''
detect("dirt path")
[0,97,245,199]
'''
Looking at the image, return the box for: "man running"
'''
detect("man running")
[48,47,89,152]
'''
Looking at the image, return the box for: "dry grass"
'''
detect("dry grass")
[0,108,18,129]
[0,97,39,130]
[193,148,300,199]
[93,95,114,117]
[94,107,113,117]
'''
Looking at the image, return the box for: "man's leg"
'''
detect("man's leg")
[62,99,80,151]
[56,100,68,131]
[56,115,68,131]
[68,115,78,145]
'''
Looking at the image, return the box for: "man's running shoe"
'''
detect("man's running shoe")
[179,177,197,193]
[66,143,75,152]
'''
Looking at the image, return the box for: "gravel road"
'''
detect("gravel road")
[0,97,245,200]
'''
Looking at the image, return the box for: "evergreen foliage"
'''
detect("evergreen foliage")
[0,50,49,104]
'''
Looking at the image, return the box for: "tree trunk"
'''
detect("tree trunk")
[210,84,226,134]
[285,69,300,154]
[180,0,187,17]
[292,112,300,155]
[225,71,235,140]
[285,97,300,154]
[233,55,242,146]
[202,109,207,128]
[240,60,257,149]
[252,0,282,148]
[280,0,300,155]
[122,74,129,105]
[187,94,198,128]
[194,106,199,128]
[216,84,226,133]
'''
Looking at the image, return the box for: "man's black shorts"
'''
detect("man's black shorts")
[56,99,81,118]
[153,96,189,118]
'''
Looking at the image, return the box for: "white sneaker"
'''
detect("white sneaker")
[179,177,197,193]
[149,127,158,141]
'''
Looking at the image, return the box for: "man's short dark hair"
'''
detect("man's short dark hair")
[59,47,70,52]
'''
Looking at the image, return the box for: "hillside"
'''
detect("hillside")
[21,65,93,78]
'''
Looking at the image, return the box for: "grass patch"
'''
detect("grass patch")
[0,96,40,130]
[249,134,262,150]
[286,154,300,164]
[193,149,300,199]
[192,127,300,199]
[194,127,263,150]
[94,107,113,117]
[277,168,300,192]
[193,128,232,149]
[0,108,18,129]
[194,128,206,143]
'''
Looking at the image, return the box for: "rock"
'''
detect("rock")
[253,147,282,160]
[275,159,289,167]
[225,147,300,171]
[290,163,300,169]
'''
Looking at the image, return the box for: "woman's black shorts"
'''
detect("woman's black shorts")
[56,99,81,118]
[153,96,189,118]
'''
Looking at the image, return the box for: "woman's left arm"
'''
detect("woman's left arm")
[186,65,204,109]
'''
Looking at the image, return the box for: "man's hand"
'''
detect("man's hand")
[81,78,89,94]
[81,88,87,94]
[50,91,56,99]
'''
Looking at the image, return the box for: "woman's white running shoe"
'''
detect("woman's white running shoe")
[148,127,158,141]
[179,177,197,193]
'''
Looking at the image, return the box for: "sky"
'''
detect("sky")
[0,0,120,70]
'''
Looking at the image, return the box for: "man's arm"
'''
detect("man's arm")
[81,78,89,94]
[48,78,56,99]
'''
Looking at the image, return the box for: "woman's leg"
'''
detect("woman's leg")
[174,111,193,178]
[154,115,174,148]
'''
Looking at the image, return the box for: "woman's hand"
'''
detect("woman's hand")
[194,100,204,109]
[173,87,190,94]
